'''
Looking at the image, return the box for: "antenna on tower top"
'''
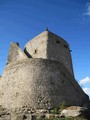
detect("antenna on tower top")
[45,27,49,31]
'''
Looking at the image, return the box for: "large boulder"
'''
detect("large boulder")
[60,106,87,117]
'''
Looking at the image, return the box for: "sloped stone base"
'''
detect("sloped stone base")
[0,59,89,110]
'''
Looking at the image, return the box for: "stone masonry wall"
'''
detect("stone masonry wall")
[47,32,74,75]
[24,31,48,58]
[24,31,74,75]
[7,42,27,65]
[0,59,88,110]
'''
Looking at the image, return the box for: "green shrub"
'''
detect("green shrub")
[59,101,66,111]
[37,116,87,120]
[50,107,60,114]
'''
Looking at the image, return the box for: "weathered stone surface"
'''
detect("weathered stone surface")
[12,114,36,120]
[82,101,90,118]
[24,31,74,74]
[0,115,10,120]
[36,113,45,119]
[60,106,87,117]
[0,105,89,120]
[0,30,89,119]
[36,109,49,114]
[0,59,88,110]
[24,31,48,59]
[0,106,10,120]
[0,106,36,120]
[45,113,54,119]
[45,113,61,119]
[7,42,27,65]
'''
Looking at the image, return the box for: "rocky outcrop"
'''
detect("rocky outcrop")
[0,106,36,120]
[60,106,87,117]
[0,105,89,120]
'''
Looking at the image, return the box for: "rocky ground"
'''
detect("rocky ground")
[0,101,90,120]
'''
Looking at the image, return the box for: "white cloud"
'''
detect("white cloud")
[79,77,90,86]
[83,87,90,97]
[83,2,90,16]
[79,77,90,97]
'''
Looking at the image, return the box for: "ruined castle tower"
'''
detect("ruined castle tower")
[0,30,89,110]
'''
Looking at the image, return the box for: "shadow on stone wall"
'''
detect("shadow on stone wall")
[24,47,32,58]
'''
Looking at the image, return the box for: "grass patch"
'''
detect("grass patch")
[37,116,88,120]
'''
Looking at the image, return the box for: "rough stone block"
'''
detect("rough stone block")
[7,42,27,65]
[14,114,36,120]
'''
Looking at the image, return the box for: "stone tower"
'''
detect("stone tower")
[0,30,89,110]
[24,30,73,75]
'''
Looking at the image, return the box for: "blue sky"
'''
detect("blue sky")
[0,0,90,95]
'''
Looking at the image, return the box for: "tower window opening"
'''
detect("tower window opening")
[23,115,27,119]
[64,44,68,49]
[34,49,37,54]
[56,40,60,44]
[62,73,65,77]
